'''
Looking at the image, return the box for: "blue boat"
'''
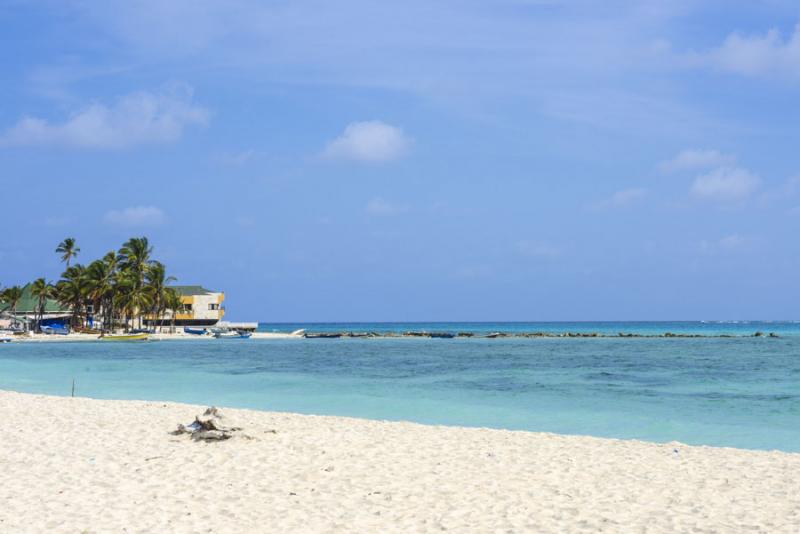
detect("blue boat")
[184,327,208,335]
[41,325,70,335]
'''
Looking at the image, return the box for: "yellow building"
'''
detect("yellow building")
[167,285,225,327]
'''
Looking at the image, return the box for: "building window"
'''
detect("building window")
[85,305,94,314]
[209,303,219,311]
[182,304,193,312]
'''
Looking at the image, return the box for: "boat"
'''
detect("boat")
[129,328,155,334]
[99,333,149,341]
[41,325,70,335]
[184,327,208,336]
[0,336,12,343]
[213,330,251,339]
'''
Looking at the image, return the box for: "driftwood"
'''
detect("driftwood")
[172,407,242,441]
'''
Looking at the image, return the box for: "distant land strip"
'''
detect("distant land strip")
[301,331,782,339]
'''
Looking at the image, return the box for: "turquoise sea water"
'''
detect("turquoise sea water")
[1,322,799,452]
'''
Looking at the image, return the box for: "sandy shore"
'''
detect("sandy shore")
[5,331,300,342]
[1,391,798,532]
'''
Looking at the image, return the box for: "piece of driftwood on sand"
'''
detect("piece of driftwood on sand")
[172,407,244,441]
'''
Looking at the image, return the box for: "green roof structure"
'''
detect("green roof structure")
[170,285,218,296]
[0,283,70,314]
[1,284,220,314]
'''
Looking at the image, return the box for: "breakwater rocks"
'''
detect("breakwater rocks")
[302,331,781,340]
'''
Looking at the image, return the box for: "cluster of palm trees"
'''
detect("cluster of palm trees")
[0,237,184,333]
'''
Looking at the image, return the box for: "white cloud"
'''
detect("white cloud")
[365,197,408,216]
[690,167,761,201]
[757,174,800,206]
[324,121,410,162]
[718,234,746,250]
[516,240,561,259]
[217,149,256,166]
[23,2,726,136]
[597,187,647,209]
[784,175,800,194]
[659,149,736,173]
[701,23,800,77]
[700,234,754,254]
[0,84,208,149]
[104,206,167,227]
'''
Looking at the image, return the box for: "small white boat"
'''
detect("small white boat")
[214,330,252,339]
[0,336,13,343]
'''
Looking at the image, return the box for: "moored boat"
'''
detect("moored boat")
[213,330,251,339]
[184,327,208,336]
[41,325,70,335]
[304,332,342,339]
[99,333,149,341]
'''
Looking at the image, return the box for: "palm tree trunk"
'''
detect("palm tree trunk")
[108,295,114,332]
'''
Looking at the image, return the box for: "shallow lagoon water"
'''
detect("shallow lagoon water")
[1,322,799,452]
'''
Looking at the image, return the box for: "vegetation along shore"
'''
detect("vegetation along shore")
[0,237,183,334]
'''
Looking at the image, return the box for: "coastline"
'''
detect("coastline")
[2,390,798,532]
[3,331,302,342]
[1,329,788,342]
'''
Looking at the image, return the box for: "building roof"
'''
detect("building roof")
[170,285,219,296]
[0,283,70,314]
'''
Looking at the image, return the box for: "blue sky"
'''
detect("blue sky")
[1,0,800,321]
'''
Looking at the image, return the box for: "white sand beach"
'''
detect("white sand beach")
[1,390,798,533]
[5,331,301,342]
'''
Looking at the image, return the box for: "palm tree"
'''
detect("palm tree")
[30,278,55,332]
[10,236,187,333]
[103,251,121,330]
[164,287,183,334]
[2,286,24,329]
[85,259,115,333]
[118,237,153,283]
[56,264,87,330]
[145,261,176,332]
[117,274,152,331]
[55,238,80,268]
[118,237,155,329]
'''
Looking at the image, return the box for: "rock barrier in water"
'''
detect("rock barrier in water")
[301,331,781,339]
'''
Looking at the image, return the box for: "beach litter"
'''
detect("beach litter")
[172,407,243,441]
